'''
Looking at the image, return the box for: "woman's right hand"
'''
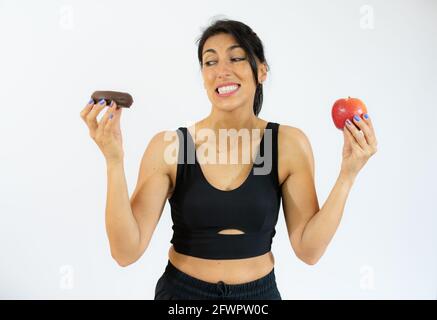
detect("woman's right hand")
[80,98,125,164]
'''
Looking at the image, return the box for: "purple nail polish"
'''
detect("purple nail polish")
[346,119,352,125]
[109,114,113,119]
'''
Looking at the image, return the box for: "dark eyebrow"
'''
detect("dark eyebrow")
[202,44,242,56]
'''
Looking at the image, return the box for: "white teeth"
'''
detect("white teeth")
[217,85,239,94]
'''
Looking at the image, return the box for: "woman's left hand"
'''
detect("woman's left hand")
[340,113,378,179]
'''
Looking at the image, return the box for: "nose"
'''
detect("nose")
[215,60,233,78]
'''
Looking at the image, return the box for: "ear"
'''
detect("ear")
[258,62,267,83]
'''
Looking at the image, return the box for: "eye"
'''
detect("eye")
[204,57,246,67]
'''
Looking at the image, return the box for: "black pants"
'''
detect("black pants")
[154,260,282,300]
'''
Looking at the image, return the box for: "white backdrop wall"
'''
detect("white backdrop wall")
[0,0,436,299]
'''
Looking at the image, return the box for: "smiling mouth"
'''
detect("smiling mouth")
[215,84,241,96]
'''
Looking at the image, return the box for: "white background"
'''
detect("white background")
[0,0,436,299]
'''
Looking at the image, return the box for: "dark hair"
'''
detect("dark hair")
[196,19,270,116]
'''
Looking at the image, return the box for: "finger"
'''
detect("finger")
[346,127,365,156]
[345,118,368,150]
[114,101,121,111]
[345,121,366,155]
[96,100,115,137]
[344,124,360,149]
[363,113,374,131]
[112,101,119,115]
[342,127,353,155]
[342,126,351,147]
[105,101,122,128]
[361,113,377,148]
[86,98,108,131]
[111,101,122,119]
[352,114,377,147]
[80,98,95,121]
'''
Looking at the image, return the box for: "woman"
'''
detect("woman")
[80,19,378,300]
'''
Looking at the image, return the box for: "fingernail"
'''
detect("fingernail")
[109,113,113,119]
[354,114,360,122]
[364,113,369,119]
[99,99,106,105]
[346,119,352,126]
[109,100,114,107]
[88,98,94,104]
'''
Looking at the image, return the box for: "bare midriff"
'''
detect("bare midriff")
[168,245,275,284]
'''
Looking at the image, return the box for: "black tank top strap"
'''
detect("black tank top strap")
[173,127,196,191]
[270,122,280,188]
[172,127,185,195]
[253,122,280,188]
[175,127,185,164]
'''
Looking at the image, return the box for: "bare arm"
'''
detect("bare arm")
[282,113,377,265]
[281,125,363,265]
[297,172,354,265]
[106,130,176,266]
[80,100,176,267]
[105,160,141,266]
[281,126,356,265]
[281,125,348,265]
[280,126,321,265]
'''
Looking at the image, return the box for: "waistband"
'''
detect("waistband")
[163,260,277,298]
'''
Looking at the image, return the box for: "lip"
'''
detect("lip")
[215,82,241,97]
[216,82,240,90]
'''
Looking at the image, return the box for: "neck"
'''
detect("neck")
[203,107,259,134]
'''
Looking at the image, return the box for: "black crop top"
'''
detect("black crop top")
[168,122,282,259]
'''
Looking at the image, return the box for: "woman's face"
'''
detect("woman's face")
[201,33,266,113]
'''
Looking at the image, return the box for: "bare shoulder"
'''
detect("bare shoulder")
[139,129,180,178]
[134,129,180,200]
[278,124,315,178]
[278,124,312,152]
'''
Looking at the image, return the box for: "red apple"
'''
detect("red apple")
[332,96,368,130]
